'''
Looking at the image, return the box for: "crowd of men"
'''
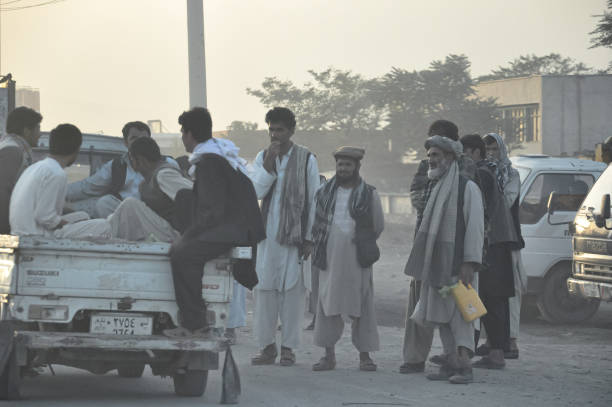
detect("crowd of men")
[0,105,524,384]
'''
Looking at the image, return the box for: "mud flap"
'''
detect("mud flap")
[220,346,240,404]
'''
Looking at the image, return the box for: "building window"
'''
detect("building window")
[498,104,540,144]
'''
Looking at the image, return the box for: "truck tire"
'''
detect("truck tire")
[117,364,145,378]
[537,263,600,324]
[0,350,21,400]
[173,370,208,397]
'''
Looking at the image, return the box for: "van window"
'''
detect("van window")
[581,165,612,212]
[520,173,595,225]
[515,166,530,185]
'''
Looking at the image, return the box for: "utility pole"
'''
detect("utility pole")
[186,0,207,108]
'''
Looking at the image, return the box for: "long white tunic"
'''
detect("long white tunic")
[319,187,384,317]
[249,146,320,292]
[9,157,110,239]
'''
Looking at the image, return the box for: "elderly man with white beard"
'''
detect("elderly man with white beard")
[403,136,484,384]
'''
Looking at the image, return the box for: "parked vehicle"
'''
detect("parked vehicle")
[0,235,246,400]
[567,164,612,304]
[511,155,607,323]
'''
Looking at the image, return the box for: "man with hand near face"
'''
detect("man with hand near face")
[311,147,384,372]
[249,107,320,367]
[403,136,484,384]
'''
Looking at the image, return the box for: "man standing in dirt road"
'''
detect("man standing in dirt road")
[403,135,484,384]
[249,107,320,367]
[311,146,384,372]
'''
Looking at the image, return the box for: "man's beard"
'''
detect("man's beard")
[337,171,358,185]
[427,159,451,180]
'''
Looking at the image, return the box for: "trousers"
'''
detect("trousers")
[480,295,510,350]
[170,236,232,330]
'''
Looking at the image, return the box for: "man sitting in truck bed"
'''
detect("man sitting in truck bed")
[164,107,265,338]
[109,137,193,242]
[65,121,179,218]
[9,124,111,239]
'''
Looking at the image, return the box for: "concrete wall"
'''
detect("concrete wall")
[541,75,612,156]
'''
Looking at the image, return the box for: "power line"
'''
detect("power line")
[0,1,33,6]
[1,0,65,11]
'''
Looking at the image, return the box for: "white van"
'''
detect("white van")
[511,155,607,323]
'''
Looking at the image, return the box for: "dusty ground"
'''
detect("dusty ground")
[14,215,612,406]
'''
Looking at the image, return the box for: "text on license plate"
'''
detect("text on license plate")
[90,313,153,336]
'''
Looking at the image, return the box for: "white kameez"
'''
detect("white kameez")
[9,157,110,239]
[249,146,320,348]
[411,180,484,351]
[249,147,319,292]
[314,187,384,352]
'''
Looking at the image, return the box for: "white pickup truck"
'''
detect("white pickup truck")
[0,234,248,401]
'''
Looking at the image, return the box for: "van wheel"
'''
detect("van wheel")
[537,263,600,323]
[0,350,21,400]
[117,364,145,378]
[173,370,208,397]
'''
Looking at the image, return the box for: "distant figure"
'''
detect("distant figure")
[311,147,384,372]
[249,107,320,367]
[9,124,111,239]
[65,121,178,218]
[109,137,193,242]
[0,107,43,234]
[403,135,484,384]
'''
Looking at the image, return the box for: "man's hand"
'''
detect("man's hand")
[459,262,476,286]
[263,141,281,174]
[299,240,313,260]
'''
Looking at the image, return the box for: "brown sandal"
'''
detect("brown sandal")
[312,357,336,371]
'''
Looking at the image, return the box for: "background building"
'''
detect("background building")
[475,74,612,156]
[16,86,40,112]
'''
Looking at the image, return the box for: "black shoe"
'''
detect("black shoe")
[429,354,449,366]
[475,344,490,356]
[426,365,455,381]
[399,361,425,374]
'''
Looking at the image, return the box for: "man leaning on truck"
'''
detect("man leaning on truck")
[164,107,265,338]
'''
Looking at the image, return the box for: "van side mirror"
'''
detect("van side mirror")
[547,192,558,216]
[601,194,611,219]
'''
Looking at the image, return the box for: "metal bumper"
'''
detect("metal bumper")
[14,331,228,352]
[567,278,612,301]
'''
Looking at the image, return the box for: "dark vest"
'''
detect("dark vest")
[140,163,185,226]
[451,176,468,276]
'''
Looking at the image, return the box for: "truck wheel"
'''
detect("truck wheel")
[117,364,145,378]
[0,350,21,400]
[173,370,208,397]
[537,263,600,324]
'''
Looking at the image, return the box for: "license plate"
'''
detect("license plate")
[90,313,153,336]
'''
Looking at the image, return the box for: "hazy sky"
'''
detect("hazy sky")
[2,0,610,135]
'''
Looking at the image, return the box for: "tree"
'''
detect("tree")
[374,54,499,154]
[590,0,612,71]
[227,120,258,134]
[479,53,592,81]
[246,68,382,135]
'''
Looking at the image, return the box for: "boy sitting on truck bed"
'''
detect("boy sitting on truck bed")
[9,124,111,240]
[109,137,193,243]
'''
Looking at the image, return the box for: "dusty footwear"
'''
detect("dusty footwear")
[426,365,455,381]
[475,344,490,356]
[279,346,296,366]
[312,357,336,371]
[504,348,519,359]
[449,367,474,384]
[429,354,449,366]
[251,343,278,365]
[473,356,505,370]
[399,361,425,374]
[359,358,377,372]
